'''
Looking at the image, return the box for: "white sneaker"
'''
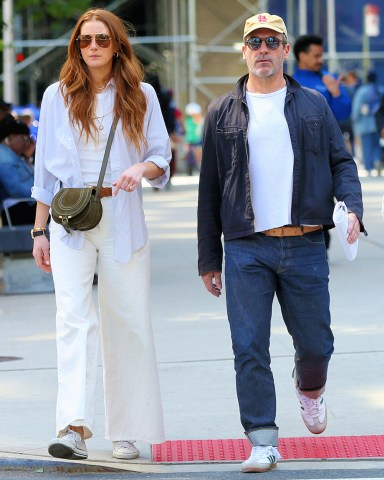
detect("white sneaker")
[296,389,327,434]
[112,440,139,460]
[48,429,88,460]
[241,445,281,473]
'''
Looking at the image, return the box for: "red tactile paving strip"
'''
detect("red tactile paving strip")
[152,436,384,463]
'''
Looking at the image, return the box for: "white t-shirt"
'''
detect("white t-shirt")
[246,86,294,232]
[71,92,113,187]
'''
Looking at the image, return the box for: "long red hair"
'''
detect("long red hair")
[59,8,146,152]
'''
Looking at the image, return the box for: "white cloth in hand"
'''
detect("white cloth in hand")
[332,201,358,261]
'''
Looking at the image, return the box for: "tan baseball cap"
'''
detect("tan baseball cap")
[243,13,288,40]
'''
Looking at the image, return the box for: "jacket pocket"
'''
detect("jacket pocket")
[216,127,243,168]
[302,115,323,154]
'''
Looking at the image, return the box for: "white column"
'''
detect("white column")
[286,0,295,74]
[2,0,16,103]
[299,0,307,34]
[327,0,337,72]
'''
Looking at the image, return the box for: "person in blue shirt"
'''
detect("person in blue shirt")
[0,114,36,225]
[293,34,351,122]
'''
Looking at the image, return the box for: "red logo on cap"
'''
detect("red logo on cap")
[257,15,268,22]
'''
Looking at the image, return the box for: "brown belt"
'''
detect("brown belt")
[91,187,113,199]
[262,225,322,237]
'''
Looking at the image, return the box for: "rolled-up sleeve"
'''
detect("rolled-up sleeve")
[142,83,172,188]
[31,83,61,205]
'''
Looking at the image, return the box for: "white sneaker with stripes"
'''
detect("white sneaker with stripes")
[241,445,281,473]
[296,389,327,434]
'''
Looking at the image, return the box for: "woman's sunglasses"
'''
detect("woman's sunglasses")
[76,34,112,49]
[245,36,286,51]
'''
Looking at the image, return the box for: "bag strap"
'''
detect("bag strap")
[96,116,119,198]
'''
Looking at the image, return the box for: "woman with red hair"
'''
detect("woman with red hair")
[32,8,171,461]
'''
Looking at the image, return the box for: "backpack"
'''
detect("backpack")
[365,85,382,115]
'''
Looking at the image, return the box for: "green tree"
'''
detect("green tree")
[15,0,94,22]
[1,0,97,37]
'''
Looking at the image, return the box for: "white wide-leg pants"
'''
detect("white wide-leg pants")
[49,198,164,443]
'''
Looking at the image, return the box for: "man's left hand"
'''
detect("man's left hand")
[347,212,360,244]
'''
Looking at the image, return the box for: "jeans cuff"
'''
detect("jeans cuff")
[246,427,279,447]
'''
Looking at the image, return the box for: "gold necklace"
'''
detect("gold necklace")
[96,80,109,91]
[94,111,112,130]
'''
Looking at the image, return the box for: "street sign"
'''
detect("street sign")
[364,3,380,37]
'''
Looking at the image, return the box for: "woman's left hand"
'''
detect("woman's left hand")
[113,163,146,196]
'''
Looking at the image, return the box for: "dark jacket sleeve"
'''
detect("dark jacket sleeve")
[197,105,224,275]
[326,101,365,230]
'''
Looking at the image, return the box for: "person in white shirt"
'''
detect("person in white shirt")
[32,8,171,461]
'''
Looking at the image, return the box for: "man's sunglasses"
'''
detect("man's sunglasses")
[76,34,112,49]
[245,36,286,51]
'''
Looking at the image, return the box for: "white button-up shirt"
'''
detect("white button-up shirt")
[32,80,171,263]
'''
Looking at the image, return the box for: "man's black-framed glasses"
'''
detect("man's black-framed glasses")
[245,36,286,51]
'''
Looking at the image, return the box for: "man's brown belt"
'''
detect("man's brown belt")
[91,187,113,198]
[261,225,322,237]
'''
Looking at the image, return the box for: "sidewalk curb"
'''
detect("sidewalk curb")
[1,455,384,474]
[0,456,124,473]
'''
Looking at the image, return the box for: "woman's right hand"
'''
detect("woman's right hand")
[33,235,51,273]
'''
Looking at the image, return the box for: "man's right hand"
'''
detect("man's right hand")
[322,73,341,98]
[201,271,222,297]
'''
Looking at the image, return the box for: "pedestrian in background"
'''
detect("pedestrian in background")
[32,8,171,462]
[375,91,384,166]
[184,102,203,175]
[0,114,36,225]
[198,12,364,474]
[340,70,361,158]
[0,99,12,121]
[352,71,383,176]
[293,34,351,122]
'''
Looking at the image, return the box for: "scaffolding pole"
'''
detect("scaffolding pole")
[188,0,197,102]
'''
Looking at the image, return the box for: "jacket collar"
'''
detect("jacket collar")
[231,73,301,99]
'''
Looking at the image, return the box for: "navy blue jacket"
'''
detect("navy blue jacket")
[197,74,364,275]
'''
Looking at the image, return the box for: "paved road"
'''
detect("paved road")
[0,466,383,479]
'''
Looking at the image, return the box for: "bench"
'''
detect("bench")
[0,224,34,253]
[0,198,54,294]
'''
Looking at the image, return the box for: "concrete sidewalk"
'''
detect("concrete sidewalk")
[0,174,383,474]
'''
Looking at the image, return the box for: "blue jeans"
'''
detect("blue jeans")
[224,230,334,447]
[360,132,381,171]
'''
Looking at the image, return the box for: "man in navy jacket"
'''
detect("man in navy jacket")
[198,13,363,474]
